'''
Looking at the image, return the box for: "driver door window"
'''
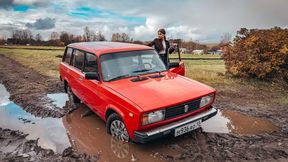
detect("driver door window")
[84,53,98,73]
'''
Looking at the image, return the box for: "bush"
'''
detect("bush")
[222,27,288,82]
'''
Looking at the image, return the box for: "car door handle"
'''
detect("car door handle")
[79,76,83,81]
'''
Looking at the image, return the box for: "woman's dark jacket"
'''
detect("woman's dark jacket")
[147,38,175,55]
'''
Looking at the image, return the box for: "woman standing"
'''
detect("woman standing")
[147,29,175,67]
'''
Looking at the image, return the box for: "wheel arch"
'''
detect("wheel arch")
[105,107,125,121]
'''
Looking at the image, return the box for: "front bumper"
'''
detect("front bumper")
[134,106,218,143]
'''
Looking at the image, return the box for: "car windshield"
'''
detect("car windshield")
[100,50,167,81]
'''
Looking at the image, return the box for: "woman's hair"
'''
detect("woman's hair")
[158,29,166,35]
[155,28,166,51]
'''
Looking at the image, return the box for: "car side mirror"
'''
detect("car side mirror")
[169,62,180,69]
[84,72,99,80]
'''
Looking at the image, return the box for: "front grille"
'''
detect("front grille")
[165,99,201,120]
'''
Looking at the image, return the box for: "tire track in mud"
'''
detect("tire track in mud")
[0,54,64,118]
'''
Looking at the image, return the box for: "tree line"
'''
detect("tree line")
[2,26,135,46]
[0,26,220,53]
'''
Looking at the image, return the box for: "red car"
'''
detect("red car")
[59,42,217,143]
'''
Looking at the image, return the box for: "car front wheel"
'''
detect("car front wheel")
[107,113,130,142]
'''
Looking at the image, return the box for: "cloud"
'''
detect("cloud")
[13,0,49,7]
[1,0,288,42]
[26,18,56,30]
[0,0,14,10]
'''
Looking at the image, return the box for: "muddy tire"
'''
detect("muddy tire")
[106,113,130,142]
[67,85,80,103]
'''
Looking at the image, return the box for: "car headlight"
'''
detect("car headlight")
[200,94,215,108]
[141,109,165,125]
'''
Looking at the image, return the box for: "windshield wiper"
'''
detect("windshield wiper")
[132,68,152,73]
[108,74,131,81]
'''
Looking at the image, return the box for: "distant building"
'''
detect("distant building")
[179,48,187,54]
[208,50,223,55]
[192,50,204,54]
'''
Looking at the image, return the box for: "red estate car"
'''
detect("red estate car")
[59,42,217,143]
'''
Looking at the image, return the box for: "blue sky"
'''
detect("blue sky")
[13,5,29,12]
[69,6,145,24]
[0,0,288,43]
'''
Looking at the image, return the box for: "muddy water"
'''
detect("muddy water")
[63,106,179,162]
[0,84,71,153]
[0,83,281,161]
[47,93,69,108]
[201,109,280,134]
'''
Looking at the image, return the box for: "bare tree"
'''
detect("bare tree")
[50,32,59,40]
[121,33,130,42]
[83,26,96,42]
[220,32,231,45]
[60,32,70,45]
[111,33,130,42]
[94,31,106,41]
[35,33,42,42]
[111,33,121,42]
[12,29,33,44]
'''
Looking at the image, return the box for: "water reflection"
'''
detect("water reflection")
[63,105,168,162]
[201,109,279,134]
[0,84,71,153]
[0,83,280,161]
[47,93,69,108]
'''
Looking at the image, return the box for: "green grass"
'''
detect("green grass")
[169,53,222,59]
[183,60,227,85]
[0,45,64,50]
[0,45,287,106]
[0,47,63,77]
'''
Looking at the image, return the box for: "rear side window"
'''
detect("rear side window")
[72,50,84,70]
[84,53,98,73]
[64,47,73,64]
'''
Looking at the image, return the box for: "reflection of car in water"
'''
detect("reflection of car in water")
[59,42,217,143]
[62,105,159,161]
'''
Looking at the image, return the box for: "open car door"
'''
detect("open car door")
[168,45,185,76]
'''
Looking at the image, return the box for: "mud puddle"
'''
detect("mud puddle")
[63,105,181,162]
[0,82,281,161]
[0,84,71,153]
[201,109,280,134]
[46,93,69,108]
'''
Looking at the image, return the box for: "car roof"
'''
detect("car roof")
[67,42,153,56]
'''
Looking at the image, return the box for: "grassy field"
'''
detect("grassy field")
[169,53,221,59]
[0,45,287,105]
[0,45,225,84]
[0,46,63,77]
[0,45,64,50]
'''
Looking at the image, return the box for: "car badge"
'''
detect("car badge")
[184,105,189,112]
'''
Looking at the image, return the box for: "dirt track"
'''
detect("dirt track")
[0,54,64,118]
[0,54,288,161]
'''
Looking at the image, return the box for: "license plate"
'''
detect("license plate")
[174,120,202,137]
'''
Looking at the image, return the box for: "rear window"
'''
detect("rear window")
[72,50,84,70]
[64,47,73,64]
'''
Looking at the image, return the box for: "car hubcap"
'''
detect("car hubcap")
[110,120,129,142]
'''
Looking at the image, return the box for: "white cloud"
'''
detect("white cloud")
[1,0,288,43]
[166,26,200,40]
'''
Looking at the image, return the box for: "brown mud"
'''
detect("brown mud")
[0,54,64,118]
[0,54,288,161]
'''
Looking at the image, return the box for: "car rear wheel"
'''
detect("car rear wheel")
[67,85,80,103]
[107,113,130,142]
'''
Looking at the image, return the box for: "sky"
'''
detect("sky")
[0,0,287,43]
